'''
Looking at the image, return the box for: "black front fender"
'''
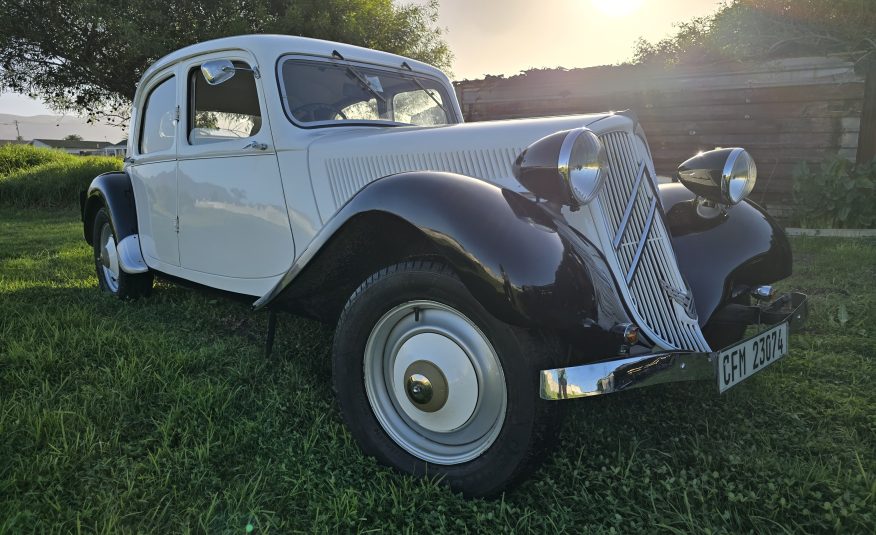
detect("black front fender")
[659,183,792,325]
[81,171,138,245]
[256,172,626,341]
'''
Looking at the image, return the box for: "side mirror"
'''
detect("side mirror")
[201,60,236,85]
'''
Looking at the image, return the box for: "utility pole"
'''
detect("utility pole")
[13,119,22,141]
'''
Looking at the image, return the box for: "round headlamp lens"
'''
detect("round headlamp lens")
[726,149,757,204]
[564,129,607,205]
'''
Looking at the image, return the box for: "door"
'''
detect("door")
[176,52,295,282]
[129,70,180,267]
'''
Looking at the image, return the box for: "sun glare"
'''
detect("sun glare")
[590,0,645,17]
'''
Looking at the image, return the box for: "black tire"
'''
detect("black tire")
[332,260,564,497]
[92,207,153,299]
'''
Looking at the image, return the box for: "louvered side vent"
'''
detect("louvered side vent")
[597,131,711,352]
[325,148,523,209]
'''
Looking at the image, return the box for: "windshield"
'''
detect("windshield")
[279,58,454,127]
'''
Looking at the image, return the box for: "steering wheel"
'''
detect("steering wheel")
[292,103,348,122]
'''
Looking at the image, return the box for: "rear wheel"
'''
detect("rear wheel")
[92,207,153,299]
[332,260,563,496]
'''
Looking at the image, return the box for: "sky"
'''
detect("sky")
[412,0,721,79]
[0,0,722,129]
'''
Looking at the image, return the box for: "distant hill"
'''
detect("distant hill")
[0,113,127,143]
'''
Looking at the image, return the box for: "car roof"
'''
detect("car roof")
[139,34,448,88]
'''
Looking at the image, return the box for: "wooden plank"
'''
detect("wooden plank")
[857,57,876,164]
[461,82,865,108]
[641,117,852,135]
[649,134,846,148]
[465,103,865,124]
[635,102,863,121]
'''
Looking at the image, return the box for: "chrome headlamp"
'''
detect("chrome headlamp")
[512,128,608,207]
[723,148,757,204]
[677,147,757,205]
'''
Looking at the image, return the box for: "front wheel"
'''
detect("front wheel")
[92,207,153,299]
[332,260,563,496]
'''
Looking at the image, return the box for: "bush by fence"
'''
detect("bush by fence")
[0,145,121,208]
[793,157,876,229]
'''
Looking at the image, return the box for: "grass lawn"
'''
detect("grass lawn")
[1,207,874,533]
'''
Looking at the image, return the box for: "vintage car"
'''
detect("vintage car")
[80,35,807,496]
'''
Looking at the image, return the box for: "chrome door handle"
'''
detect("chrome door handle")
[243,141,268,151]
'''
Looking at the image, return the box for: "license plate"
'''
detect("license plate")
[718,322,789,393]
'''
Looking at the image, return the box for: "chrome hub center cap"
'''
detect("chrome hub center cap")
[406,374,432,404]
[403,361,449,413]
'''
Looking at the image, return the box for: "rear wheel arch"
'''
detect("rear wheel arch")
[82,172,139,246]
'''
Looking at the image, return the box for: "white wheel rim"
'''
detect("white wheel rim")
[98,223,120,293]
[364,300,507,465]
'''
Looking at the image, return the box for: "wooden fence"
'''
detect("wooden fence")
[454,56,873,216]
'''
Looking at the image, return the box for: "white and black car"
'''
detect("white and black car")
[80,35,807,496]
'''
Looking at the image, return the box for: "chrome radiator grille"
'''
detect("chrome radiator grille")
[596,131,710,352]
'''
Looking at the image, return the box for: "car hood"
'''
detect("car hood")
[306,113,633,219]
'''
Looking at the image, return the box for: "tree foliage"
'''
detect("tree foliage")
[633,0,876,66]
[0,0,451,120]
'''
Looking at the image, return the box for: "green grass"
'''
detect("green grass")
[0,145,121,208]
[1,208,874,533]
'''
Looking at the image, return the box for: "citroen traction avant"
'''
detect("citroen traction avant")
[81,35,807,496]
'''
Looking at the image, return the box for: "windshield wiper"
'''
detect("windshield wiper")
[401,61,448,115]
[333,50,386,104]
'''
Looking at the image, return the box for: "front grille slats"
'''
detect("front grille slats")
[612,160,646,248]
[597,131,710,352]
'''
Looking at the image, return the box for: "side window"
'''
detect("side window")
[188,61,262,145]
[393,90,445,126]
[139,76,177,154]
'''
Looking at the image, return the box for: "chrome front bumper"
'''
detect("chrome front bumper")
[540,292,808,400]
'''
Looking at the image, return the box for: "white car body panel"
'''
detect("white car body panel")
[305,114,616,222]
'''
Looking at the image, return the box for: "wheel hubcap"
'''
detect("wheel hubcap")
[364,300,507,465]
[98,223,120,293]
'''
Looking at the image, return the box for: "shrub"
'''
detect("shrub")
[0,144,74,177]
[0,146,121,208]
[793,157,876,229]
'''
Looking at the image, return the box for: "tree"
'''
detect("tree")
[64,134,82,141]
[632,0,876,66]
[0,0,451,121]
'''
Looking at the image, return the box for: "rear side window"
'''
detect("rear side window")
[188,61,262,144]
[139,76,177,154]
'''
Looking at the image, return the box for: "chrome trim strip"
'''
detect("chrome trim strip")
[720,147,745,201]
[116,235,149,274]
[624,196,657,284]
[556,128,584,202]
[611,159,647,249]
[540,350,717,399]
